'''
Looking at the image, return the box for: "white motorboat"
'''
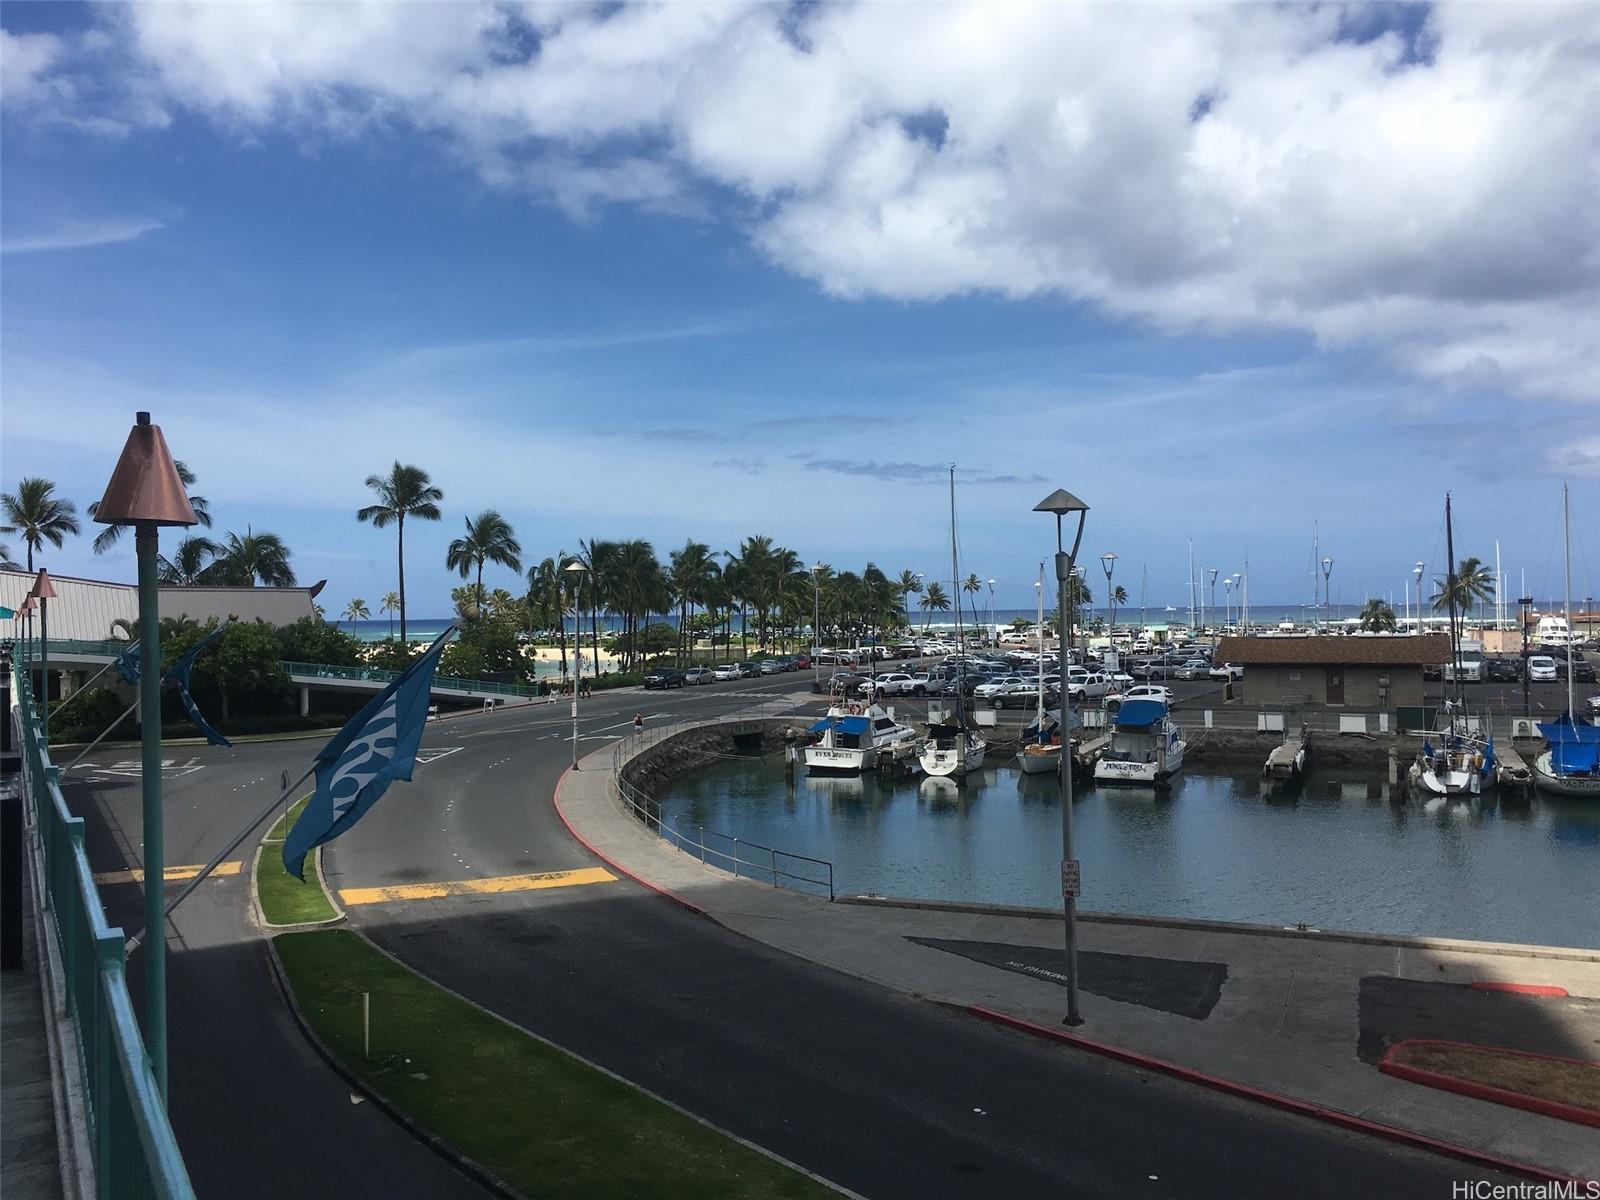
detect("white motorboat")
[803,700,919,775]
[1094,699,1185,787]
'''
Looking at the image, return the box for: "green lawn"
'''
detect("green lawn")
[273,930,836,1199]
[256,796,339,926]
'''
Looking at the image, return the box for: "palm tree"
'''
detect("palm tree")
[358,463,444,646]
[1359,597,1397,632]
[962,573,983,635]
[379,591,401,638]
[207,528,296,586]
[576,538,617,675]
[446,511,522,600]
[343,598,371,629]
[669,540,720,666]
[156,535,219,585]
[88,460,210,553]
[896,569,923,623]
[919,581,951,629]
[1,477,79,571]
[0,542,12,567]
[1433,556,1496,620]
[1112,585,1128,606]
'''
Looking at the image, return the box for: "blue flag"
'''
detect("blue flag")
[114,640,142,684]
[164,625,232,748]
[282,628,453,881]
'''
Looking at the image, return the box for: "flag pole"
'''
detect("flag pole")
[62,699,140,773]
[45,647,135,724]
[125,762,317,954]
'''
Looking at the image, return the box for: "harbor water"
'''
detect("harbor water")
[656,755,1600,949]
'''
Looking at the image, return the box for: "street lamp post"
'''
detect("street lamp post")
[1208,567,1219,645]
[1413,562,1425,635]
[1100,552,1117,659]
[813,562,827,689]
[91,411,197,1100]
[30,571,57,739]
[1223,576,1233,629]
[565,561,589,769]
[1036,488,1090,1027]
[1519,595,1534,718]
[1320,556,1334,632]
[986,579,996,646]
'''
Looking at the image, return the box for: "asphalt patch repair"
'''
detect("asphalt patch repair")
[1357,976,1600,1065]
[907,936,1227,1019]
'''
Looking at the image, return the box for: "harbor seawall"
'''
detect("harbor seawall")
[619,718,797,803]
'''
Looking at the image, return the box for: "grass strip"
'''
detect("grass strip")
[256,796,339,925]
[1390,1042,1600,1111]
[274,930,836,1199]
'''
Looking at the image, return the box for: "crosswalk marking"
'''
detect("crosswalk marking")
[338,866,617,906]
[93,861,244,885]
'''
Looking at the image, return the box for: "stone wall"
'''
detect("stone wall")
[619,718,800,803]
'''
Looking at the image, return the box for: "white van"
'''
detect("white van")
[1443,640,1485,683]
[1527,655,1559,682]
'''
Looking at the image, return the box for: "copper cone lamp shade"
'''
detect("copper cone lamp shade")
[16,595,35,616]
[94,411,197,527]
[30,569,57,599]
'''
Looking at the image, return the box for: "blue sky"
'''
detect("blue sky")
[3,2,1595,616]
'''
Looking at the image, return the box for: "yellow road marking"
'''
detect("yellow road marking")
[93,861,244,885]
[338,866,617,907]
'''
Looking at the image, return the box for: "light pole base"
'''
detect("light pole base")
[1062,1014,1084,1027]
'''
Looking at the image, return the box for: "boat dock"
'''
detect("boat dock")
[1264,725,1312,783]
[1496,742,1534,796]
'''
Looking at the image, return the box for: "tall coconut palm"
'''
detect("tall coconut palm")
[379,591,401,638]
[576,538,617,675]
[919,581,951,629]
[896,569,923,623]
[526,557,567,674]
[358,462,443,646]
[1359,597,1397,632]
[446,511,522,600]
[207,528,296,586]
[1432,556,1496,620]
[669,540,720,666]
[88,460,210,553]
[156,535,219,585]
[611,539,666,669]
[962,573,984,634]
[1,477,80,571]
[343,598,371,629]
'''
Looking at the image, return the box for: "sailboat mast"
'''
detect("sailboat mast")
[1036,561,1046,722]
[949,465,964,730]
[1445,493,1462,702]
[1564,484,1574,723]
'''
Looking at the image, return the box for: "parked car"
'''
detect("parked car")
[1208,663,1244,680]
[1106,684,1174,708]
[758,659,783,675]
[643,668,686,690]
[1485,657,1522,683]
[973,675,1027,701]
[858,672,916,698]
[713,663,742,681]
[1067,672,1112,701]
[792,654,811,670]
[1527,655,1559,682]
[1587,694,1600,717]
[737,661,761,678]
[682,667,715,685]
[1558,655,1597,683]
[817,671,868,694]
[1173,658,1210,681]
[988,679,1039,708]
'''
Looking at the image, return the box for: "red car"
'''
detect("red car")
[792,654,811,670]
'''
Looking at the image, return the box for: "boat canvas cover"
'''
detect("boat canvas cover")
[1537,716,1600,744]
[1538,716,1600,775]
[809,715,872,735]
[1114,699,1166,729]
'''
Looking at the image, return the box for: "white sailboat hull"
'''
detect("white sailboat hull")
[1532,751,1600,798]
[920,737,987,778]
[1095,742,1185,786]
[1017,744,1062,775]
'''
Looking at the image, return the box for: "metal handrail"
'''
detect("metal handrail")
[279,660,543,697]
[607,702,835,901]
[12,664,195,1200]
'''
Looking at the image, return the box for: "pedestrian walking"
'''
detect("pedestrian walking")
[634,712,644,736]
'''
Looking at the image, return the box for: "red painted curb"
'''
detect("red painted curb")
[1470,982,1570,997]
[551,762,710,918]
[1379,1040,1600,1130]
[967,1005,1579,1183]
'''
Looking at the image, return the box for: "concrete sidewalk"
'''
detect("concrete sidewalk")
[558,744,1600,1180]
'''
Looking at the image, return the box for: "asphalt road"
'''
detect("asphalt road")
[51,663,1523,1197]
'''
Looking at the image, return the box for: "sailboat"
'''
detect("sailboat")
[921,467,986,778]
[1018,561,1063,775]
[1409,493,1496,798]
[1534,485,1600,798]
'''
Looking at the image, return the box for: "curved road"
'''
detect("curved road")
[63,672,1513,1198]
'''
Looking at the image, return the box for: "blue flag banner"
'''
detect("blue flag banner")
[114,640,142,684]
[164,625,232,748]
[282,628,453,881]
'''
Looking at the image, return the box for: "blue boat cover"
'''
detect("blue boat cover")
[1538,716,1600,744]
[808,717,836,733]
[837,716,871,735]
[1115,699,1166,728]
[1552,741,1600,773]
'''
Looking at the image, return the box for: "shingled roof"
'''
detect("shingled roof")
[1215,634,1451,666]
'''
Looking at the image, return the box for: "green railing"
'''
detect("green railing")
[16,637,132,660]
[13,665,195,1200]
[279,661,544,698]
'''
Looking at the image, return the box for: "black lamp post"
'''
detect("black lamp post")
[1035,487,1089,1026]
[1519,595,1534,719]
